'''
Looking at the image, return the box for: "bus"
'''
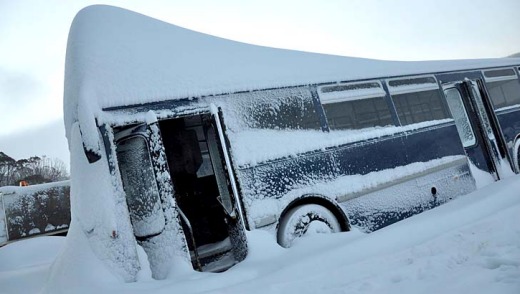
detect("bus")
[63,5,520,282]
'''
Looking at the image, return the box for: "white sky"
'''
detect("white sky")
[0,0,519,167]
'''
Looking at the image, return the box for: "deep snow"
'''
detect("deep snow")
[1,175,518,294]
[64,5,520,154]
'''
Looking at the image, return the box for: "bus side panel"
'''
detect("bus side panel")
[333,135,406,176]
[236,151,337,228]
[403,124,465,164]
[406,123,493,174]
[333,123,475,231]
[239,131,417,229]
[341,161,474,232]
[238,124,473,231]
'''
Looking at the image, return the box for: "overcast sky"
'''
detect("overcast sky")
[1,0,519,169]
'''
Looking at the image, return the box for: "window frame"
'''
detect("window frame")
[483,67,520,109]
[318,80,394,131]
[443,87,477,148]
[482,67,518,83]
[386,75,440,95]
[318,80,386,104]
[386,75,452,126]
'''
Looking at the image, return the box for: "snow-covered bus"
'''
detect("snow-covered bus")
[62,5,520,282]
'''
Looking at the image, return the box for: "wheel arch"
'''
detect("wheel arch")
[277,194,350,232]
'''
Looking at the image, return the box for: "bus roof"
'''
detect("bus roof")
[64,5,520,150]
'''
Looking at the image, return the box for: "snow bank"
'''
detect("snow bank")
[221,176,520,294]
[0,236,65,293]
[1,175,519,294]
[43,220,121,293]
[60,123,140,282]
[53,120,190,282]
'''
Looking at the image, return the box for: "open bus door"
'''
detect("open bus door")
[158,110,248,272]
[442,79,513,182]
[115,110,247,273]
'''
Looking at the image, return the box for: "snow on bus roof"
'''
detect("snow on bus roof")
[64,5,519,147]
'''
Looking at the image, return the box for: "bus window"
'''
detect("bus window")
[388,76,450,125]
[227,87,321,131]
[116,135,165,238]
[444,88,476,147]
[322,98,392,130]
[483,68,520,109]
[319,81,392,130]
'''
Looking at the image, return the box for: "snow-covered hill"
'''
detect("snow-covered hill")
[1,176,519,294]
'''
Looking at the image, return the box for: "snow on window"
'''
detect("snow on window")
[444,88,476,147]
[318,80,393,131]
[220,87,320,131]
[116,136,165,238]
[471,87,496,141]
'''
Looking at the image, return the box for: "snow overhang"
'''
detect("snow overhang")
[63,5,520,157]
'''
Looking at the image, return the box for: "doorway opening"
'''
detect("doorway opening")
[159,115,235,272]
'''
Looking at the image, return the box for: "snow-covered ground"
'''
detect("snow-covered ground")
[1,176,519,294]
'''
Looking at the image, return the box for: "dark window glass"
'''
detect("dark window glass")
[485,79,520,108]
[323,97,393,130]
[392,90,451,125]
[484,69,516,79]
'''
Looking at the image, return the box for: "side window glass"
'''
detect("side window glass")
[483,68,520,109]
[319,81,393,130]
[444,88,476,147]
[116,135,165,238]
[224,87,321,131]
[388,76,451,125]
[322,98,393,130]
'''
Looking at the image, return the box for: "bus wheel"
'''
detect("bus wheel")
[277,204,341,248]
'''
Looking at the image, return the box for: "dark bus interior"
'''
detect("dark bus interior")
[116,114,241,272]
[159,116,234,271]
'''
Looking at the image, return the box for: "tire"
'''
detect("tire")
[277,204,341,248]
